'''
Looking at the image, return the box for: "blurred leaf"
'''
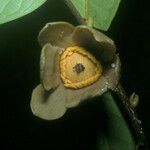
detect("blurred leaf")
[65,0,120,31]
[0,0,47,24]
[97,92,135,150]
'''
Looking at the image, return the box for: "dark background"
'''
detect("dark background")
[1,0,150,149]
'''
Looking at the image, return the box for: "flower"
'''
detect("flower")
[30,22,121,120]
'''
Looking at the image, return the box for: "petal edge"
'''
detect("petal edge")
[38,22,74,47]
[40,43,61,91]
[30,84,67,120]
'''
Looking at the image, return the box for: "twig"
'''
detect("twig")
[114,84,145,148]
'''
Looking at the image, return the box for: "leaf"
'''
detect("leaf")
[65,0,121,31]
[0,0,47,24]
[97,92,136,150]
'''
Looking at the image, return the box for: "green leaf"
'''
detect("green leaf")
[65,0,121,31]
[0,0,47,24]
[97,92,135,150]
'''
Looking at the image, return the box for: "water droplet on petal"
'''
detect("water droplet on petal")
[111,63,116,68]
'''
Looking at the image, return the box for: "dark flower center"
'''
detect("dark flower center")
[73,63,85,74]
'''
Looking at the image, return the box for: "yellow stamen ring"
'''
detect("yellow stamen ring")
[60,46,102,89]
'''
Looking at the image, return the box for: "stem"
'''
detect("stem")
[114,84,145,147]
[64,0,87,25]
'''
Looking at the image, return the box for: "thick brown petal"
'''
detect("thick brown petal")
[65,76,108,108]
[72,25,116,64]
[65,55,121,108]
[103,55,121,89]
[30,84,67,120]
[38,22,74,48]
[40,43,61,91]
